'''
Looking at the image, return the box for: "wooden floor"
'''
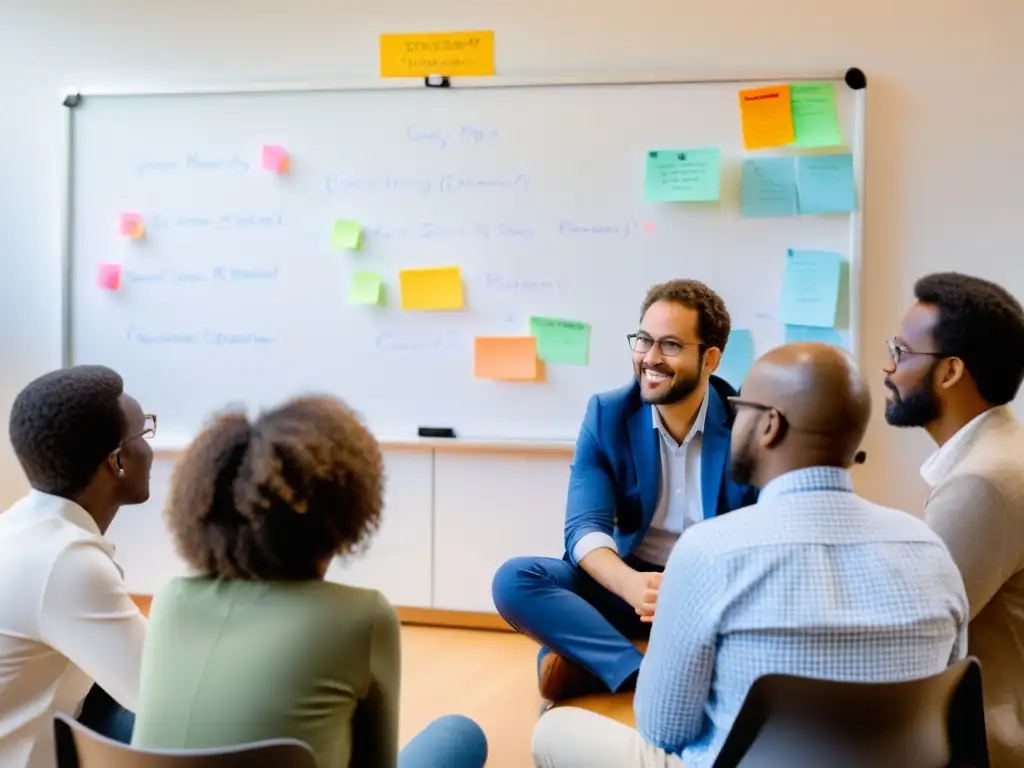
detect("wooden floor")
[399,625,541,767]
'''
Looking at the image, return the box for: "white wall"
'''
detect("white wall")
[1,0,1022,597]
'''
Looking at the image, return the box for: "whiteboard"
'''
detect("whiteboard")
[65,75,864,445]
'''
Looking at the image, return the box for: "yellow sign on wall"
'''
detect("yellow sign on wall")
[379,30,495,78]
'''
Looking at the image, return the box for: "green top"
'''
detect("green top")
[131,577,401,768]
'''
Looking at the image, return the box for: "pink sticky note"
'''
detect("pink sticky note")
[119,213,144,238]
[261,144,289,173]
[97,263,122,291]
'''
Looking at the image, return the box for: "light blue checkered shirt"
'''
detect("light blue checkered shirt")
[633,466,969,768]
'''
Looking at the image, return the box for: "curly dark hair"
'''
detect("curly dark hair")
[9,365,126,497]
[915,272,1024,406]
[165,395,384,581]
[640,279,732,352]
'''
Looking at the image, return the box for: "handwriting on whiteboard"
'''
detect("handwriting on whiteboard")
[364,221,534,241]
[124,267,280,285]
[374,329,467,360]
[132,153,251,176]
[482,273,568,296]
[125,329,279,346]
[558,219,643,238]
[146,213,284,232]
[406,124,500,150]
[325,173,529,196]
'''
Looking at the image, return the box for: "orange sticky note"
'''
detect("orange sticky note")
[380,30,495,78]
[97,262,122,291]
[399,266,464,310]
[474,337,544,381]
[261,144,289,173]
[119,213,144,238]
[738,85,795,150]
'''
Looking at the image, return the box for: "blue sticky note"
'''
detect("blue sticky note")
[741,157,797,217]
[796,153,856,214]
[779,250,843,328]
[644,149,720,202]
[785,324,845,348]
[717,329,755,389]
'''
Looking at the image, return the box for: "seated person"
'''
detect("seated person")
[130,395,488,768]
[0,365,153,768]
[531,343,969,768]
[883,272,1024,767]
[492,279,758,702]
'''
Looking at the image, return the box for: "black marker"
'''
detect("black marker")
[418,426,456,438]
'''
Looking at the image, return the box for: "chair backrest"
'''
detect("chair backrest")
[53,714,320,768]
[712,657,989,768]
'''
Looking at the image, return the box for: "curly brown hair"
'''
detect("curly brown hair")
[640,279,732,352]
[164,395,383,581]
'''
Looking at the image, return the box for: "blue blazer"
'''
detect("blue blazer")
[564,375,759,564]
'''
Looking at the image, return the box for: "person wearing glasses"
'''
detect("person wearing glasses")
[532,342,967,768]
[0,365,155,768]
[884,272,1024,768]
[492,279,758,703]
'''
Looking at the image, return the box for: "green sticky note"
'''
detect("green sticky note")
[332,219,362,250]
[529,316,590,365]
[790,82,843,148]
[643,149,720,202]
[348,271,383,305]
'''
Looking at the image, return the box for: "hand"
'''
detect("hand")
[623,570,662,623]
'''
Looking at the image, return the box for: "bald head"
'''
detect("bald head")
[730,343,871,485]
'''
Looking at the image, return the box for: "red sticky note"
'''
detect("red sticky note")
[119,213,144,238]
[97,263,122,291]
[261,144,289,173]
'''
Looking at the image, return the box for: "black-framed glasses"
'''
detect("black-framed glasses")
[627,333,702,357]
[885,339,944,367]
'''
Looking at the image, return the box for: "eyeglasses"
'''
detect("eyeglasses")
[627,333,702,357]
[885,339,944,367]
[120,414,157,446]
[727,397,811,435]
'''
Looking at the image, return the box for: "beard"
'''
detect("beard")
[637,355,704,405]
[884,365,940,427]
[729,424,758,486]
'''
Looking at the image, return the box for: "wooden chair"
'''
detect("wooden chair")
[711,657,989,768]
[548,640,647,727]
[53,714,319,768]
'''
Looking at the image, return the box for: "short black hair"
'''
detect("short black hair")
[641,279,732,352]
[9,365,126,497]
[915,272,1024,406]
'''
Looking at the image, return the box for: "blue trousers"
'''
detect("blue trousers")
[492,555,660,693]
[78,687,486,768]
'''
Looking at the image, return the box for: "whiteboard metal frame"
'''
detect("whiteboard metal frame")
[61,71,867,451]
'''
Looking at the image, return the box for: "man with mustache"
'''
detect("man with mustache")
[492,279,758,702]
[884,271,1024,768]
[531,342,967,768]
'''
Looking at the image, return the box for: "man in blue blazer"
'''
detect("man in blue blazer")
[492,279,759,701]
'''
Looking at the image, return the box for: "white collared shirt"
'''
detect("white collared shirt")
[573,393,708,567]
[0,490,147,768]
[920,408,1003,488]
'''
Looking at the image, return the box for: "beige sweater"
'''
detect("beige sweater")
[922,406,1024,768]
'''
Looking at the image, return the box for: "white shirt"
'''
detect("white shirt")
[920,408,1003,488]
[0,490,147,768]
[573,393,708,567]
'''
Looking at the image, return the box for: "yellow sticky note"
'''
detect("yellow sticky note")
[738,85,795,150]
[474,337,545,381]
[348,271,383,305]
[331,220,361,250]
[380,31,495,78]
[399,266,464,310]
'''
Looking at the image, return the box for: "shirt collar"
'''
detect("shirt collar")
[758,466,854,502]
[652,389,709,447]
[26,489,106,539]
[920,407,1002,488]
